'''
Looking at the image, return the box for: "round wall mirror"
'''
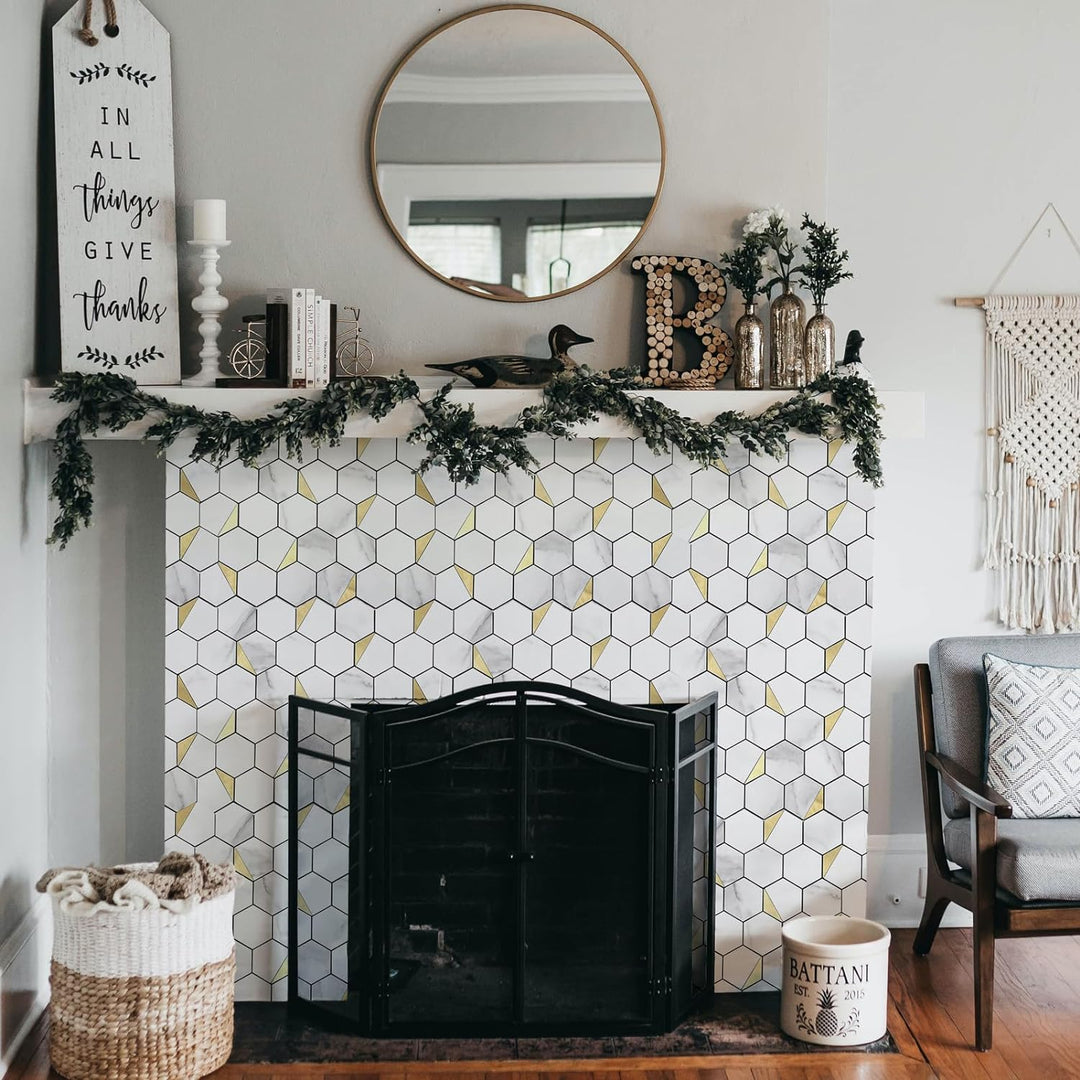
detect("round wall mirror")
[370,5,665,302]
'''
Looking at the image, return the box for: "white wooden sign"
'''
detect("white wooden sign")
[53,0,181,384]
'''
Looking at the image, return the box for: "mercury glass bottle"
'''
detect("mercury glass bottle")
[734,302,765,388]
[770,285,807,388]
[804,305,836,380]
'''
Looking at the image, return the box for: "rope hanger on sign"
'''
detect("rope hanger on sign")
[79,0,119,46]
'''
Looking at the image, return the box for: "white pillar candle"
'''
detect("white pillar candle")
[193,199,227,244]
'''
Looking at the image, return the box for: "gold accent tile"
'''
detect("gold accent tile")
[354,634,374,664]
[177,599,197,628]
[456,508,476,538]
[593,499,613,529]
[415,531,435,562]
[822,845,843,877]
[338,575,357,606]
[691,511,710,541]
[412,679,427,704]
[827,503,847,532]
[216,713,235,741]
[574,577,593,609]
[808,580,828,612]
[649,682,663,705]
[650,604,670,633]
[296,597,316,630]
[711,456,730,475]
[455,566,474,595]
[179,470,199,502]
[220,505,238,535]
[765,684,784,714]
[174,803,196,833]
[532,602,552,633]
[233,848,252,880]
[355,439,370,460]
[749,545,769,576]
[356,495,377,527]
[473,646,492,677]
[179,528,199,559]
[828,438,844,464]
[296,892,311,915]
[707,650,726,679]
[219,563,237,594]
[742,957,763,989]
[652,476,672,508]
[413,602,433,632]
[591,637,611,666]
[593,438,609,461]
[176,674,196,707]
[296,805,313,828]
[216,769,235,799]
[746,752,766,782]
[272,957,289,983]
[275,754,289,777]
[690,568,708,601]
[825,640,845,671]
[805,787,825,818]
[176,734,197,765]
[534,476,553,506]
[298,473,317,502]
[763,889,782,920]
[515,544,534,573]
[236,643,255,674]
[295,677,308,698]
[766,604,786,636]
[652,533,672,564]
[763,810,783,841]
[768,477,787,508]
[278,541,297,570]
[415,475,435,504]
[824,708,844,738]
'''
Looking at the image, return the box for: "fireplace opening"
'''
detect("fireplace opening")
[287,683,716,1036]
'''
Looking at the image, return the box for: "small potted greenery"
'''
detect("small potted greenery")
[798,214,853,377]
[720,234,768,388]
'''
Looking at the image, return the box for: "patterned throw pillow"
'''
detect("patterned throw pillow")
[984,653,1080,818]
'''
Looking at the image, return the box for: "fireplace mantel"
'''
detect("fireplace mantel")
[22,379,925,444]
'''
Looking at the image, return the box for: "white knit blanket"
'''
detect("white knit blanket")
[42,866,206,916]
[984,295,1080,631]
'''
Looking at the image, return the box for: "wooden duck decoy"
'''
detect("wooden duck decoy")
[426,324,593,388]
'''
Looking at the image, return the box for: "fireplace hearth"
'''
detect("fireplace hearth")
[287,683,717,1036]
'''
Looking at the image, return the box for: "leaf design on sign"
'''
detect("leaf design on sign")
[116,63,157,87]
[70,63,110,84]
[124,346,165,369]
[78,345,119,369]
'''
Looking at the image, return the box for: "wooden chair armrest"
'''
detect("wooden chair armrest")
[925,752,1013,818]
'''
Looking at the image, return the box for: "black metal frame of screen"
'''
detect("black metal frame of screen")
[287,682,717,1037]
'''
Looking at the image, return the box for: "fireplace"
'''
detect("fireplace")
[287,684,717,1035]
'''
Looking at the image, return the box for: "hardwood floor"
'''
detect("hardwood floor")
[9,929,1080,1080]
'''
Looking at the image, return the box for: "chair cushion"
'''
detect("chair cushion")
[929,635,1080,817]
[985,653,1080,818]
[943,816,1080,901]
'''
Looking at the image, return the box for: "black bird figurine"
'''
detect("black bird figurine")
[426,325,593,388]
[839,330,872,384]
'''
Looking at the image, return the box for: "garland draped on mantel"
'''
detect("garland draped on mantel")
[46,368,883,547]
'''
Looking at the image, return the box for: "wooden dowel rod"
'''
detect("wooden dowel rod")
[954,297,986,308]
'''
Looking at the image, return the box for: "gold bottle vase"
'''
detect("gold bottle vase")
[770,288,807,389]
[804,307,835,380]
[734,304,765,389]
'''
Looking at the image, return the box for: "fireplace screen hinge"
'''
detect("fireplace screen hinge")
[651,765,667,784]
[648,975,672,997]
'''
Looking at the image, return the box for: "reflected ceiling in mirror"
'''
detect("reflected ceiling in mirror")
[371,5,665,302]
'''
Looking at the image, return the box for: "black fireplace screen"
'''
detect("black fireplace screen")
[288,683,716,1036]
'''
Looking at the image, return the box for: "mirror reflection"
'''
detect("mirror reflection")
[371,7,664,301]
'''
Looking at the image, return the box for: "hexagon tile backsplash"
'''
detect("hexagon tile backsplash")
[163,434,872,1000]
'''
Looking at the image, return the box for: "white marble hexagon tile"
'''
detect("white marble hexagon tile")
[163,434,872,1000]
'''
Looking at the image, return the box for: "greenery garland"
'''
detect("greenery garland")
[47,368,883,548]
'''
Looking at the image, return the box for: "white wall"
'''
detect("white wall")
[0,0,51,1066]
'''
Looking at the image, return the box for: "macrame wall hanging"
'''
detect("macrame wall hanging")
[959,205,1080,632]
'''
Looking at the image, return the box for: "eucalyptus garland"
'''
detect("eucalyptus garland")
[47,368,883,548]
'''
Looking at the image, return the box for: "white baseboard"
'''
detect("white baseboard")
[0,895,51,1074]
[867,832,972,929]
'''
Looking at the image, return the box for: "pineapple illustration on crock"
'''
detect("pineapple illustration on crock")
[814,989,838,1036]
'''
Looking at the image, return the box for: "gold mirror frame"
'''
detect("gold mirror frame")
[369,4,666,304]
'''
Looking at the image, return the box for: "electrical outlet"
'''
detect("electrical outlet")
[917,867,927,898]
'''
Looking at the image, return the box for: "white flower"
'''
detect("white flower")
[743,205,789,238]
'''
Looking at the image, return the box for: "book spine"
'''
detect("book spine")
[264,301,289,385]
[305,290,317,388]
[290,288,306,388]
[317,299,331,388]
[329,304,338,383]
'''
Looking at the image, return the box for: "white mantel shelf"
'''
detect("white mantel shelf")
[22,379,925,444]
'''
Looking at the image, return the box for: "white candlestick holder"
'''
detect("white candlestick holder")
[186,240,232,386]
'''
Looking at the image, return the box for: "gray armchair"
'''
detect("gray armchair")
[915,634,1080,1051]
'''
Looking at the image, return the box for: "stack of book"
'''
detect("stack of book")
[266,288,336,388]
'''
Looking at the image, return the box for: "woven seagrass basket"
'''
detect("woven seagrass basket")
[48,871,235,1080]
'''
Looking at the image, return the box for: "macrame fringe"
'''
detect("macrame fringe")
[984,294,1080,632]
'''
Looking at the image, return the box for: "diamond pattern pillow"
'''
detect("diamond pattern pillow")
[984,653,1080,818]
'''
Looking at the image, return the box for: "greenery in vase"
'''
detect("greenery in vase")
[744,206,803,298]
[798,213,853,309]
[719,234,767,308]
